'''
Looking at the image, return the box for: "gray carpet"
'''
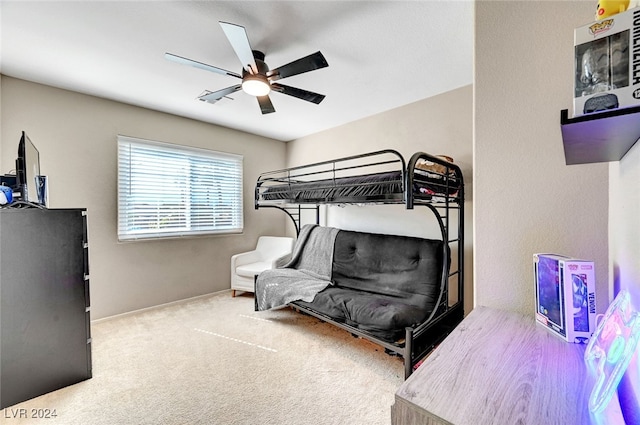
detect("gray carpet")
[4,291,403,424]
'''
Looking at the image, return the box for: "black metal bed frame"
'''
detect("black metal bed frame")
[255,149,464,378]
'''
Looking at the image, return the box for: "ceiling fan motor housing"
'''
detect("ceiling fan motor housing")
[241,50,271,97]
[244,50,269,76]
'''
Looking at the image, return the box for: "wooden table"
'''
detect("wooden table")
[391,306,625,425]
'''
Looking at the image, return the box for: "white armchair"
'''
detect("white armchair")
[230,236,295,297]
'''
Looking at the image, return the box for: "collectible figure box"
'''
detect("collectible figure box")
[534,253,596,343]
[573,6,640,116]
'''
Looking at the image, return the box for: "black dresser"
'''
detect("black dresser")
[0,208,91,409]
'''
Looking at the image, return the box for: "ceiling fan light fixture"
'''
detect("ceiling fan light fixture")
[242,74,270,96]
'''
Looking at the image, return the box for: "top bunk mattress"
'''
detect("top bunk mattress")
[258,169,460,204]
[255,150,463,206]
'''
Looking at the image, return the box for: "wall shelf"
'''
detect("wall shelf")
[560,105,640,165]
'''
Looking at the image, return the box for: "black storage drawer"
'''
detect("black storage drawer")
[0,208,92,409]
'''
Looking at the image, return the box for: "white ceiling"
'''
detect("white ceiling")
[0,1,473,142]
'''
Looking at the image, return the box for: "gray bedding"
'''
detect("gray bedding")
[255,224,339,310]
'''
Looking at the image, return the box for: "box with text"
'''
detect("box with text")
[574,7,640,115]
[534,253,596,343]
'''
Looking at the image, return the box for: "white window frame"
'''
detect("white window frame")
[117,135,243,241]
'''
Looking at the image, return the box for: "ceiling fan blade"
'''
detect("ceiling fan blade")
[271,83,325,104]
[267,51,328,82]
[165,52,241,79]
[219,22,258,74]
[198,85,242,104]
[256,95,276,114]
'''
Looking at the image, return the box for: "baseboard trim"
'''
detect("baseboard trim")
[91,289,232,324]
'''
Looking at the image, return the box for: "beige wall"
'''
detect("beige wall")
[474,1,610,314]
[287,85,474,314]
[1,76,287,319]
[0,8,2,149]
[0,74,3,154]
[609,141,640,303]
[609,136,640,416]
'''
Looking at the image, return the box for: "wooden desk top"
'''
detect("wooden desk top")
[393,306,625,425]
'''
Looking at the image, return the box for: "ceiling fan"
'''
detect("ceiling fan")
[165,21,329,115]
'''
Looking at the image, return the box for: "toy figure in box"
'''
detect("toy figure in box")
[574,2,640,114]
[578,1,632,98]
[595,0,630,20]
[577,31,628,97]
[595,0,640,20]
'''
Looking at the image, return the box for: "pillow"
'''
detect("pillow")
[415,155,454,176]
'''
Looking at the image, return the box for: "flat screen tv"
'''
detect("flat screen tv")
[16,131,44,205]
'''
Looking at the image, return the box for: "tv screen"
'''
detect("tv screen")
[16,131,43,204]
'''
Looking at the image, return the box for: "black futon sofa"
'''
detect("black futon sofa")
[256,225,447,344]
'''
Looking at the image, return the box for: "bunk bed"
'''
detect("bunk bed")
[254,149,464,378]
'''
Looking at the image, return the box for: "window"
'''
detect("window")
[117,135,243,241]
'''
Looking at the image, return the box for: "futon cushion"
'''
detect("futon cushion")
[295,229,447,342]
[295,286,431,342]
[331,230,444,301]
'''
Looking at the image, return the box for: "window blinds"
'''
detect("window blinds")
[117,136,243,241]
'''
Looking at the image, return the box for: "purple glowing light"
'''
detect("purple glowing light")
[584,290,640,413]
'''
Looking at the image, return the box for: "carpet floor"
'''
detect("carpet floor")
[2,291,403,425]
